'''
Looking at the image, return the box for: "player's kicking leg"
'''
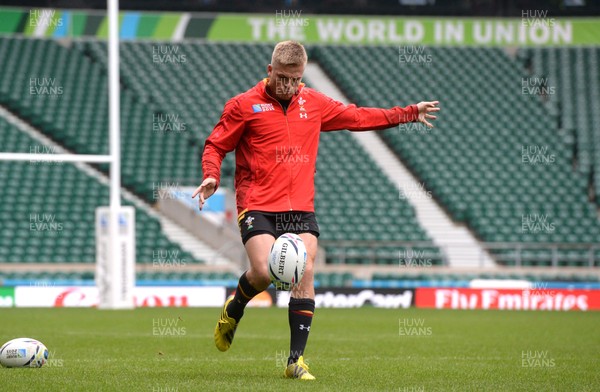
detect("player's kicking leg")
[284,232,317,380]
[214,233,274,352]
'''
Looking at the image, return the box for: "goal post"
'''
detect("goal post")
[98,0,136,309]
[96,207,135,309]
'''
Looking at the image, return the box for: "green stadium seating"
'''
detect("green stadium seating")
[0,115,203,264]
[7,38,596,269]
[313,46,600,266]
[517,47,600,205]
[0,37,441,266]
[0,37,202,201]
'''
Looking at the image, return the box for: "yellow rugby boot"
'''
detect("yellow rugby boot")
[284,356,315,380]
[214,296,238,352]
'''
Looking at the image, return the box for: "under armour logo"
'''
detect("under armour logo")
[299,324,310,331]
[299,112,308,119]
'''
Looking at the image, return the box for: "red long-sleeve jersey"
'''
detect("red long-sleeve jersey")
[202,79,419,214]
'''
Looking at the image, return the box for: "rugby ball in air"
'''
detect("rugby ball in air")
[0,338,49,368]
[268,233,307,291]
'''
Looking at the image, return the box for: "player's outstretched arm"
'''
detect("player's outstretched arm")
[192,177,217,210]
[416,101,440,128]
[318,90,440,132]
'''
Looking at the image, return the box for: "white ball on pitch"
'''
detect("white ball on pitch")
[268,233,307,290]
[0,338,49,368]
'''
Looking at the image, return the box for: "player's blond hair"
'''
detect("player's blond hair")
[271,41,307,67]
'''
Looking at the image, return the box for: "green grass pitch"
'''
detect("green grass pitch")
[1,307,599,391]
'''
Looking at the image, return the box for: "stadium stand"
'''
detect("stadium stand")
[0,37,202,201]
[3,37,597,271]
[516,47,600,205]
[313,45,600,267]
[0,37,443,266]
[0,114,201,265]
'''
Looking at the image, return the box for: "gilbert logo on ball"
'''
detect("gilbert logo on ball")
[268,233,307,291]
